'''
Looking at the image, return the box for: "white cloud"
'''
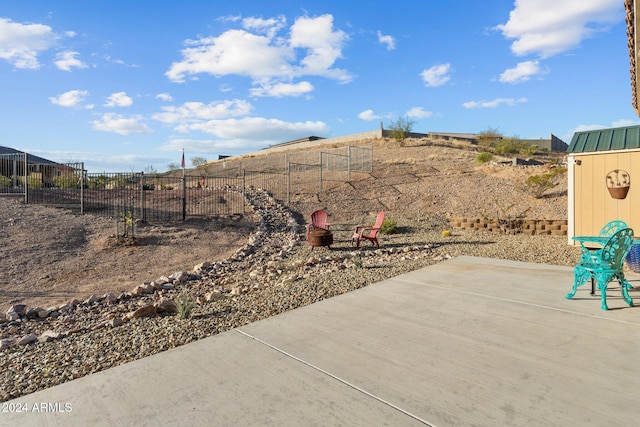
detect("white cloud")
[499,60,547,83]
[152,99,252,125]
[289,14,351,81]
[54,51,87,71]
[358,109,382,121]
[242,15,286,38]
[49,90,89,107]
[156,93,173,102]
[406,107,433,119]
[168,117,329,143]
[377,31,395,50]
[194,117,327,138]
[611,119,640,128]
[166,29,293,83]
[463,97,527,108]
[420,63,451,87]
[495,0,622,58]
[0,17,59,69]
[250,81,313,97]
[105,92,133,107]
[166,14,351,96]
[91,113,153,135]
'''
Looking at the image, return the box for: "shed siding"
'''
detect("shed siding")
[572,150,640,238]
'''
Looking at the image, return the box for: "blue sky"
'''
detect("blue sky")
[0,0,636,172]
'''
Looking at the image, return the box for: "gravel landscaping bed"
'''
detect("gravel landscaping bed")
[0,209,580,402]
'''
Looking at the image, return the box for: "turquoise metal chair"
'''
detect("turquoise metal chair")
[577,220,628,264]
[566,228,635,310]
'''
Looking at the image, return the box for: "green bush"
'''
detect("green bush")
[524,167,567,198]
[387,116,415,146]
[0,175,12,188]
[26,175,42,189]
[88,175,108,189]
[476,152,493,164]
[55,175,79,189]
[380,218,398,234]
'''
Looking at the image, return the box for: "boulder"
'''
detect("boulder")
[38,330,61,343]
[154,298,177,314]
[103,292,118,304]
[128,305,157,319]
[17,334,37,346]
[0,338,17,350]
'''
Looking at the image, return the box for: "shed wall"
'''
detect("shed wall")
[571,150,640,239]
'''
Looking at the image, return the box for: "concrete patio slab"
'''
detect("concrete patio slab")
[3,256,639,426]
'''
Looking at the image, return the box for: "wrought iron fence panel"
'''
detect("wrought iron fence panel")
[0,153,26,196]
[15,144,373,222]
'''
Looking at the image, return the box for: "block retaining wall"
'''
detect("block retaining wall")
[449,218,568,236]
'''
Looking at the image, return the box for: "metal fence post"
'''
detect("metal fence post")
[348,146,351,183]
[319,152,323,194]
[286,161,291,205]
[242,169,246,214]
[23,152,28,204]
[181,174,186,221]
[80,162,85,213]
[140,172,145,223]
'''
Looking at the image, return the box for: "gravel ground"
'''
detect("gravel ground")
[0,136,576,402]
[0,206,581,402]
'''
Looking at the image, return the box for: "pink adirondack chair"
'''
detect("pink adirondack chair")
[306,209,330,238]
[351,211,385,248]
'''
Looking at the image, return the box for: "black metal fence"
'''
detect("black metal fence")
[20,170,293,222]
[2,145,372,222]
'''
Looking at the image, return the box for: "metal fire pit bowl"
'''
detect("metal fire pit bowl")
[308,228,333,249]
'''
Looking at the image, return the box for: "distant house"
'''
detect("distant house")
[566,125,640,242]
[0,146,65,188]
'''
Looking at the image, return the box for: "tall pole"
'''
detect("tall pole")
[181,149,186,220]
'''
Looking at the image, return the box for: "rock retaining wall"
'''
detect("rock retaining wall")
[449,218,567,236]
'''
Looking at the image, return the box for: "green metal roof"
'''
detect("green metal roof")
[567,125,640,153]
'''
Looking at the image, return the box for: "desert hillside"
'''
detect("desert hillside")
[222,136,568,225]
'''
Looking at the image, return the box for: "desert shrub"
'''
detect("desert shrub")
[190,156,207,167]
[26,175,42,189]
[55,174,79,189]
[175,292,196,319]
[494,138,520,155]
[524,167,567,198]
[87,175,108,189]
[477,127,502,147]
[116,210,136,238]
[380,218,398,234]
[0,175,11,188]
[353,257,363,269]
[476,152,493,164]
[387,116,415,146]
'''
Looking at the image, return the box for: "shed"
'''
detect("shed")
[566,125,640,243]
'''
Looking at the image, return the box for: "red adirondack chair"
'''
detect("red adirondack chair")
[351,211,385,248]
[306,209,330,238]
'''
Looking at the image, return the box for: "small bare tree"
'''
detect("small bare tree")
[190,156,208,167]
